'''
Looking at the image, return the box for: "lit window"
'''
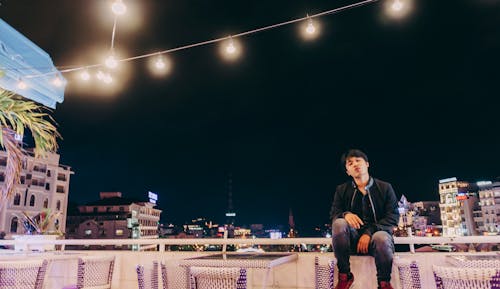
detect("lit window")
[85,229,92,236]
[116,229,124,236]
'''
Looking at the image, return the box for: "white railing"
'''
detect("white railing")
[1,235,499,253]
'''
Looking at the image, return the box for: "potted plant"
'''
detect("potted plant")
[13,208,63,251]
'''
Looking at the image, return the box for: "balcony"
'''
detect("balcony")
[0,236,498,289]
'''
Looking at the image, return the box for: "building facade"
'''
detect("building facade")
[438,177,471,236]
[66,192,161,250]
[477,181,500,235]
[0,150,72,236]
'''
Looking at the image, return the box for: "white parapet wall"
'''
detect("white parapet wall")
[9,250,495,289]
[1,236,499,289]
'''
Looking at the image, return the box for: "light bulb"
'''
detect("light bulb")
[155,57,166,70]
[103,73,113,84]
[105,54,118,69]
[306,20,316,34]
[392,0,403,11]
[226,40,236,54]
[17,80,27,89]
[80,70,90,81]
[220,37,241,61]
[52,76,63,87]
[111,0,127,15]
[96,70,105,80]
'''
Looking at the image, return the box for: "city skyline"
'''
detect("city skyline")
[1,0,499,230]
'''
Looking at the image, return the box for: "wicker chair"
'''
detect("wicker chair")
[394,258,422,289]
[137,261,159,289]
[432,265,500,289]
[160,262,168,289]
[0,259,48,289]
[62,255,115,289]
[189,267,247,289]
[137,261,169,289]
[314,256,336,289]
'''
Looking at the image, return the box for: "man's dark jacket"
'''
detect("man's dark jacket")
[330,177,399,236]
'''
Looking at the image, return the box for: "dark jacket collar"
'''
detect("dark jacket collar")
[351,176,374,191]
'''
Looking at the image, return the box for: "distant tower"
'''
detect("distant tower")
[288,208,297,238]
[225,173,236,226]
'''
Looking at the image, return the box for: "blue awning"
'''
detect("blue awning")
[0,18,65,109]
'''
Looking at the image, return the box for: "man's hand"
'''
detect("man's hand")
[344,213,364,229]
[357,234,371,254]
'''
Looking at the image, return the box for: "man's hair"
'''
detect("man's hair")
[341,149,369,166]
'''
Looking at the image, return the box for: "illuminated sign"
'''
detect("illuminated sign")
[439,177,457,184]
[477,181,492,187]
[269,231,282,239]
[148,191,158,204]
[225,212,236,217]
[456,194,468,201]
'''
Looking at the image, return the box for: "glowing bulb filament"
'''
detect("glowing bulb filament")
[105,54,118,69]
[306,20,316,34]
[226,40,236,54]
[392,0,403,11]
[155,57,166,70]
[80,70,90,81]
[111,0,127,15]
[103,73,113,84]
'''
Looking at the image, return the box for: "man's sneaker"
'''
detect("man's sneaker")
[378,281,394,289]
[335,273,354,289]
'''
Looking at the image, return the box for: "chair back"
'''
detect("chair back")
[314,256,335,289]
[160,262,168,289]
[137,261,159,289]
[0,259,48,289]
[395,258,422,289]
[76,255,115,289]
[433,265,500,289]
[189,267,246,289]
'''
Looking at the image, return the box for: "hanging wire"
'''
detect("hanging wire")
[110,15,118,50]
[20,0,378,78]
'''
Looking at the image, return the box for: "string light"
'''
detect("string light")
[102,73,113,84]
[96,70,105,80]
[111,0,127,16]
[105,53,119,69]
[385,0,412,18]
[80,70,91,81]
[22,0,410,86]
[226,38,236,54]
[301,15,320,40]
[392,0,403,11]
[96,70,113,84]
[220,37,242,61]
[155,56,166,70]
[306,17,316,35]
[149,55,171,77]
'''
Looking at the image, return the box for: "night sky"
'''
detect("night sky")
[1,0,499,234]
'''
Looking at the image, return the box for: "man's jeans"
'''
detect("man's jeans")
[331,218,395,282]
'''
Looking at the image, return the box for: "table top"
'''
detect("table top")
[446,253,500,268]
[179,252,298,269]
[0,251,85,261]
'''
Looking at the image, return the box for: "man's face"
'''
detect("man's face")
[345,157,369,178]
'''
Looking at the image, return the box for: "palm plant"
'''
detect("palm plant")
[0,88,60,203]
